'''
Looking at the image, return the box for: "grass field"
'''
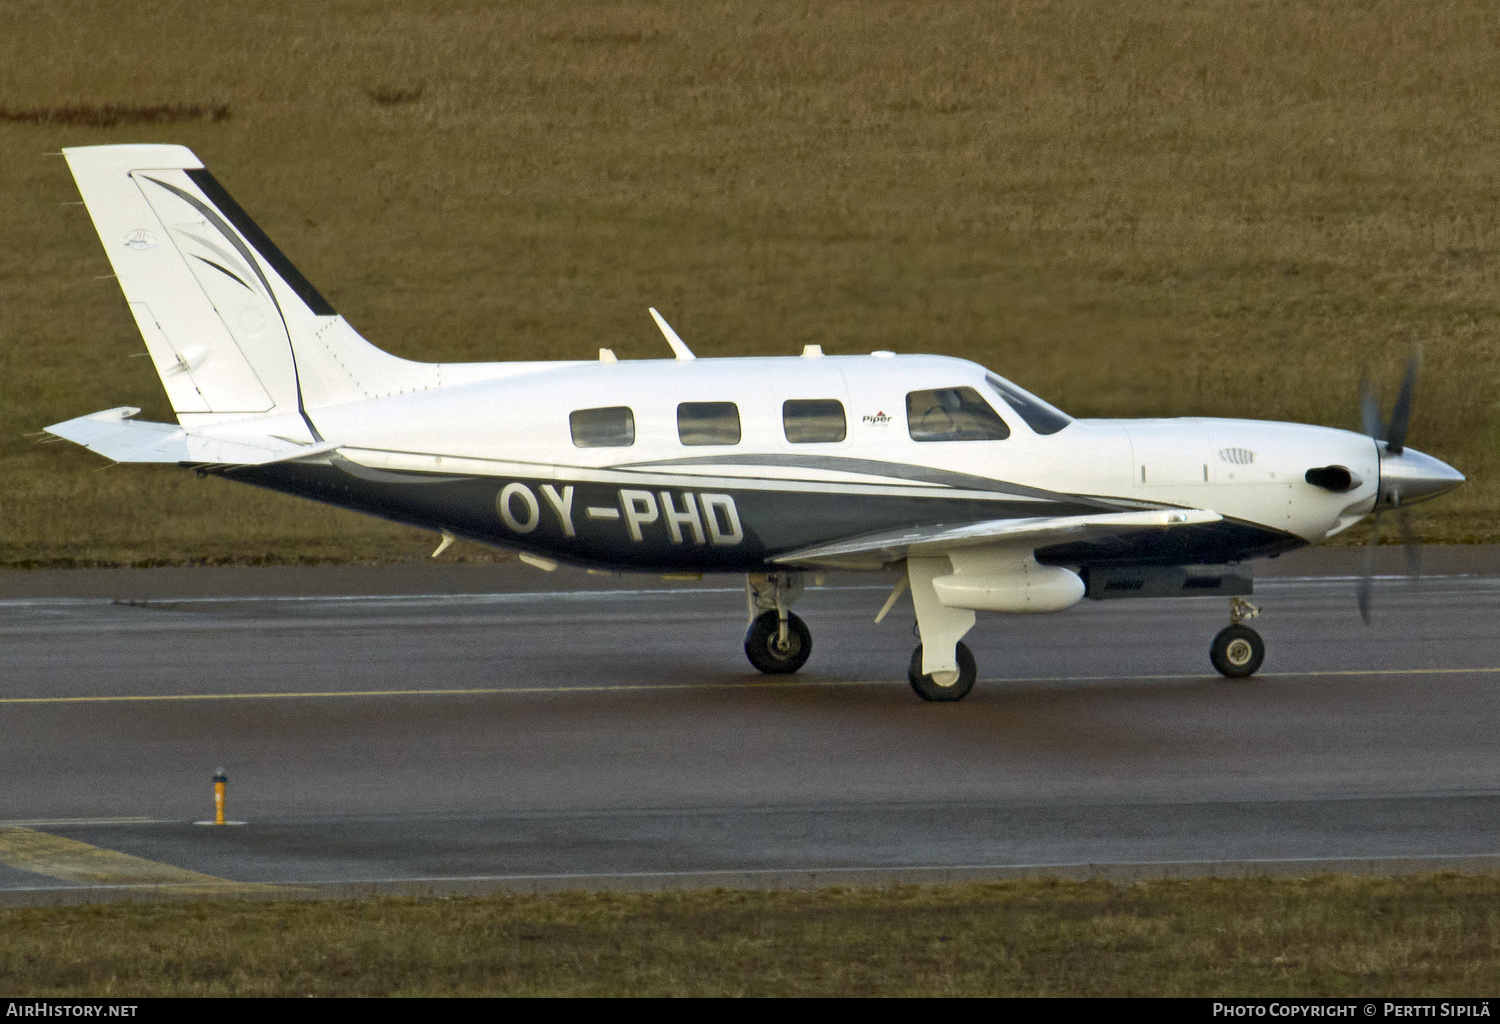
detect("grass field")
[3,1,1498,564]
[2,874,1498,996]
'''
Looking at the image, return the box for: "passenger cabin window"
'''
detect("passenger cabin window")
[783,399,847,444]
[906,387,1011,442]
[985,374,1072,435]
[678,402,741,446]
[570,406,635,448]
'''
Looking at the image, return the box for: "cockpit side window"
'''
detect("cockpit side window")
[985,375,1072,435]
[905,387,1011,441]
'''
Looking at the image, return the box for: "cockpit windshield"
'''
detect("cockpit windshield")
[985,374,1072,435]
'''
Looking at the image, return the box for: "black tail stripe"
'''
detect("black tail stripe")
[191,254,254,291]
[184,168,335,316]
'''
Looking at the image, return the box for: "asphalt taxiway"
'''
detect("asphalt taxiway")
[1,546,1498,901]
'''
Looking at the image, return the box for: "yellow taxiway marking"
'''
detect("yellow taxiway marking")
[0,665,1497,705]
[0,826,282,893]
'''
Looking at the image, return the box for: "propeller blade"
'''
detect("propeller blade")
[1357,511,1381,625]
[1396,498,1422,577]
[1385,348,1421,454]
[1359,373,1382,440]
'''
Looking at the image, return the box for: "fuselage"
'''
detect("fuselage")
[215,352,1407,573]
[50,143,1471,690]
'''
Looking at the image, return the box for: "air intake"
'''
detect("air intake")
[1305,465,1361,492]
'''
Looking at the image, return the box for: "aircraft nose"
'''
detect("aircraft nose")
[1378,445,1465,507]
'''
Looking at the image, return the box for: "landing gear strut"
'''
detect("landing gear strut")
[744,571,811,674]
[1211,596,1264,678]
[904,556,981,702]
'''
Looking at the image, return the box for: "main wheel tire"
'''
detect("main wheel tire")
[744,610,812,674]
[907,642,977,702]
[1211,624,1265,678]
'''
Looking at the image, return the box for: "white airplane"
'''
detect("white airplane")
[45,144,1466,700]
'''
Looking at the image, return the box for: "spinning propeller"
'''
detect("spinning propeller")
[1354,348,1463,622]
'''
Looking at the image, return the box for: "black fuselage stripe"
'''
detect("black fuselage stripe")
[614,452,1126,510]
[220,462,1301,573]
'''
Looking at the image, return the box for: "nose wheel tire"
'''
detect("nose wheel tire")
[1211,624,1264,678]
[908,642,977,702]
[745,610,812,674]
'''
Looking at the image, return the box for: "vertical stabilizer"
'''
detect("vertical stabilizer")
[64,144,449,436]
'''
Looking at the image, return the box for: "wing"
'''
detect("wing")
[45,407,340,465]
[771,508,1223,568]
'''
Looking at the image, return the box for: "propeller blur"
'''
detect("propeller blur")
[1354,350,1464,623]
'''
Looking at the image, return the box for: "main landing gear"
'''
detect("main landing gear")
[907,641,977,701]
[902,556,981,702]
[1211,596,1265,678]
[744,571,811,674]
[741,568,1266,691]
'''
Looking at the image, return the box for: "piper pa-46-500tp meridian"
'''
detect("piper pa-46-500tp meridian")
[45,144,1467,701]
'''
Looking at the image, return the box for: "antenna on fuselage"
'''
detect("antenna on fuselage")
[648,307,696,361]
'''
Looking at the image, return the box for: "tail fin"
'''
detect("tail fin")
[64,145,442,432]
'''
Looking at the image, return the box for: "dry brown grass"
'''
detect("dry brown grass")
[3,0,1498,564]
[3,874,1499,996]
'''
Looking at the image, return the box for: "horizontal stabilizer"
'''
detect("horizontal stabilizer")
[45,408,339,466]
[45,408,189,463]
[773,508,1223,567]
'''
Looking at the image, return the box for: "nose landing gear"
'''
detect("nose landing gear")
[1211,596,1265,678]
